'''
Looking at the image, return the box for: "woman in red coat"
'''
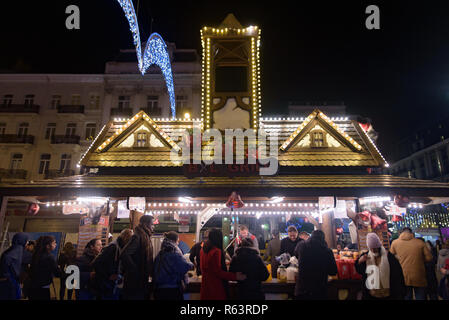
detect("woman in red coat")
[200,228,246,300]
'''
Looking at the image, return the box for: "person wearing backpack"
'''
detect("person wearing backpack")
[153,231,193,300]
[92,229,133,300]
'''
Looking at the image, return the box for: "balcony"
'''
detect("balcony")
[0,169,27,180]
[51,135,80,145]
[0,134,34,144]
[45,169,75,179]
[140,107,162,117]
[0,104,40,113]
[57,105,85,114]
[111,107,133,117]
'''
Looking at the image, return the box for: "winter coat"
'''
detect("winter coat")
[0,233,28,280]
[390,232,433,287]
[75,248,97,291]
[154,239,193,289]
[280,237,303,258]
[200,246,237,300]
[295,237,337,299]
[0,233,28,299]
[437,249,449,277]
[189,242,203,276]
[120,230,154,291]
[92,239,126,296]
[355,251,406,300]
[30,252,60,288]
[229,246,269,300]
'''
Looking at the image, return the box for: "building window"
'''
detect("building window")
[71,94,81,105]
[310,130,326,148]
[89,95,100,109]
[135,132,148,147]
[18,123,29,137]
[85,123,96,140]
[38,154,51,174]
[10,153,23,170]
[0,123,6,135]
[45,123,56,139]
[118,96,130,109]
[176,95,188,115]
[50,95,61,109]
[60,154,71,172]
[2,94,13,106]
[24,94,34,106]
[65,123,76,136]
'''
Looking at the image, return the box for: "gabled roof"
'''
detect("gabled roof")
[219,13,244,29]
[275,109,388,167]
[80,111,182,167]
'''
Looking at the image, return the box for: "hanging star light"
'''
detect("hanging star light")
[115,0,176,118]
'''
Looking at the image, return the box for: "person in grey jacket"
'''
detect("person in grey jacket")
[265,230,281,278]
[438,244,449,277]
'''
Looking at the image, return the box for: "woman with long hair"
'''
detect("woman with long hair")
[29,236,60,300]
[200,228,246,300]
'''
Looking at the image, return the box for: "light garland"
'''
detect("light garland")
[97,111,180,152]
[115,1,176,118]
[78,124,107,166]
[357,122,389,166]
[280,111,361,151]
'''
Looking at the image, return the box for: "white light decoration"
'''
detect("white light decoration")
[115,0,176,118]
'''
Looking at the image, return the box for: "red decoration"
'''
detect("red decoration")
[27,203,40,216]
[226,191,244,209]
[392,215,403,222]
[357,210,387,231]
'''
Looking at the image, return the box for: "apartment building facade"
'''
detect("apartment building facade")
[0,43,201,183]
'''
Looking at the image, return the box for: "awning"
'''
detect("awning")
[1,174,448,198]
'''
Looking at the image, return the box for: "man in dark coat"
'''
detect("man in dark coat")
[280,226,303,257]
[230,238,269,300]
[0,233,28,299]
[189,230,209,276]
[121,215,154,300]
[295,230,337,300]
[355,233,406,300]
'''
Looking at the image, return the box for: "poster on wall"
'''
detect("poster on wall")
[128,197,146,212]
[334,200,347,219]
[117,200,130,219]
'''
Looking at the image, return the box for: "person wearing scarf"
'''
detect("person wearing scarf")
[153,231,193,300]
[355,233,406,300]
[75,238,102,300]
[0,233,28,299]
[121,215,154,300]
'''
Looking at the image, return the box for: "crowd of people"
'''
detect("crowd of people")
[1,216,449,300]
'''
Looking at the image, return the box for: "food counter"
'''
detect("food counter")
[185,277,362,300]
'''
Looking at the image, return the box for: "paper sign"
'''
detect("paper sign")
[128,197,146,212]
[334,200,347,219]
[63,204,89,215]
[117,200,130,219]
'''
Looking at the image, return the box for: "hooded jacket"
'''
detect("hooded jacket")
[438,248,449,277]
[230,246,269,300]
[390,232,433,287]
[153,238,193,289]
[0,233,28,280]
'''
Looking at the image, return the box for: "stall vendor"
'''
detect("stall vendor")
[234,225,259,254]
[280,226,303,257]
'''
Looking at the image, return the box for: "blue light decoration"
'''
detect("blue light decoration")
[115,0,176,118]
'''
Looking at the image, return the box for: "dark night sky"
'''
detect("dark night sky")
[1,0,449,159]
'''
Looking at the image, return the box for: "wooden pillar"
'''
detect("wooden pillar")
[322,210,336,249]
[0,196,8,236]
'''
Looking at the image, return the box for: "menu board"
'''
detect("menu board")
[76,215,109,257]
[357,225,390,252]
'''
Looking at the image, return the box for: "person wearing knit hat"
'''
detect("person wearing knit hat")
[355,233,406,300]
